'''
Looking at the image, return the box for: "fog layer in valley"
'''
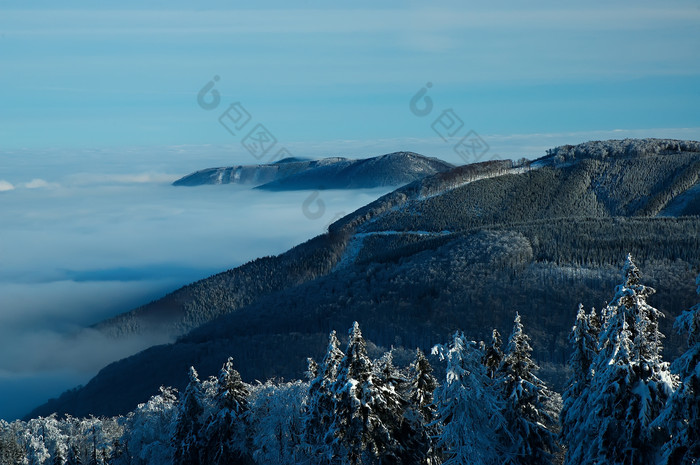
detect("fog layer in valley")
[0,146,390,420]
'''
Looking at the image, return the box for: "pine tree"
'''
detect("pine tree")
[200,358,251,465]
[561,304,598,465]
[654,273,700,464]
[584,254,675,465]
[432,331,508,465]
[499,313,559,465]
[328,322,404,465]
[173,367,204,465]
[302,330,344,464]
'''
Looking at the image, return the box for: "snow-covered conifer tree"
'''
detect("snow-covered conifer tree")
[306,357,319,380]
[302,330,344,464]
[251,380,307,465]
[432,331,508,465]
[561,304,598,465]
[404,348,439,464]
[584,254,674,465]
[588,306,601,340]
[200,357,252,465]
[23,426,50,465]
[654,273,700,464]
[483,329,504,379]
[407,348,438,427]
[173,367,205,465]
[119,386,178,465]
[499,313,559,465]
[328,322,404,465]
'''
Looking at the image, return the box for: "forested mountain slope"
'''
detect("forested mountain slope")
[32,138,700,418]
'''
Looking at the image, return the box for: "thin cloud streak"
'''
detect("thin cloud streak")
[2,7,699,36]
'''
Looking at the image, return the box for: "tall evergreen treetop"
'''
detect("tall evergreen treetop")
[321,330,344,382]
[329,322,405,465]
[501,313,538,381]
[306,357,319,381]
[201,359,252,465]
[561,305,600,465]
[340,321,372,382]
[408,348,438,424]
[583,255,674,465]
[303,330,345,464]
[173,366,204,465]
[217,357,250,415]
[500,313,559,465]
[601,253,664,365]
[483,329,504,379]
[567,304,597,389]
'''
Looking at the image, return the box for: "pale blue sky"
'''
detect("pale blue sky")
[1,0,699,158]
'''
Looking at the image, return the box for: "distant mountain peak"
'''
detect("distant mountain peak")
[273,156,310,164]
[173,152,455,190]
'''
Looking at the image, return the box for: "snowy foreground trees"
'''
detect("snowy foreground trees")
[560,254,698,465]
[1,255,699,465]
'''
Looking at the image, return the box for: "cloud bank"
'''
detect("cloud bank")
[0,145,391,420]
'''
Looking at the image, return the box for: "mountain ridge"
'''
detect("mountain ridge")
[172,151,455,190]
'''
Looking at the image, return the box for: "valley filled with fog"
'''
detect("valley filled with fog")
[0,146,391,420]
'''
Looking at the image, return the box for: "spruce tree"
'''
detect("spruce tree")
[200,357,251,465]
[173,367,204,465]
[302,330,344,464]
[374,350,433,465]
[585,254,674,465]
[561,304,599,465]
[405,349,439,465]
[499,313,559,465]
[432,331,507,465]
[328,322,404,465]
[483,329,504,379]
[407,349,438,427]
[654,273,700,465]
[588,306,601,340]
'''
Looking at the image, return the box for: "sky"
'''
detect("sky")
[0,0,699,420]
[0,1,699,156]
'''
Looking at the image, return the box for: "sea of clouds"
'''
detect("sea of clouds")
[0,145,392,420]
